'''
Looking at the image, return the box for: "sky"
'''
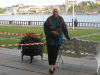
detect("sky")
[0,0,95,7]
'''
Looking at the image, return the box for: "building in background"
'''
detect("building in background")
[17,7,30,14]
[5,7,18,15]
[29,6,46,14]
[59,4,68,14]
[45,6,52,14]
[95,0,100,4]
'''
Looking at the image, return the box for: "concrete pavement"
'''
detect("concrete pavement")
[0,48,99,75]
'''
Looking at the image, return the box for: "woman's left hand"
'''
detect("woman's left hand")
[70,38,73,41]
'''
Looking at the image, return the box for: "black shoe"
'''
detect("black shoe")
[53,68,55,71]
[49,69,54,74]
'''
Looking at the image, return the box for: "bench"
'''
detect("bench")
[57,38,100,74]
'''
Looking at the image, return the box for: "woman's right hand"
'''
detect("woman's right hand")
[52,31,59,35]
[70,38,73,41]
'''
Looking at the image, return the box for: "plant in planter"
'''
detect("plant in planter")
[18,33,45,63]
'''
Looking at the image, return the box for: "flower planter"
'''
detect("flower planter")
[18,33,44,63]
[21,45,43,63]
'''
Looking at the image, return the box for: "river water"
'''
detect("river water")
[0,14,100,22]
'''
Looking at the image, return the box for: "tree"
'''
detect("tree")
[0,9,4,13]
[68,1,100,14]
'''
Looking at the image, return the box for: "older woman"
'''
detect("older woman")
[44,7,73,74]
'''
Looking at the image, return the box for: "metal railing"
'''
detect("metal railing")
[0,20,100,27]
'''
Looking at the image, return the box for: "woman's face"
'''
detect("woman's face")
[53,9,59,18]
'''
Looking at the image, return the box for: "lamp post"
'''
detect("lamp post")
[73,0,74,29]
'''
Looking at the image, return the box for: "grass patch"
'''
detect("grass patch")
[14,37,23,40]
[80,37,100,42]
[1,26,100,38]
[69,29,100,37]
[0,34,19,38]
[0,26,44,34]
[62,53,85,58]
[0,39,19,49]
[80,34,100,42]
[0,26,100,58]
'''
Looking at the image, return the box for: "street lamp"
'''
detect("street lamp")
[73,0,74,29]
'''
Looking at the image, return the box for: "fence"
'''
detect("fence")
[0,20,100,27]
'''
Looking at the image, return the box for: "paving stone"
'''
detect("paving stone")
[4,62,45,72]
[36,66,50,74]
[0,59,12,65]
[75,72,95,75]
[65,64,96,73]
[9,56,37,63]
[53,69,77,75]
[0,74,4,75]
[83,62,97,68]
[0,48,21,56]
[59,59,86,66]
[0,54,18,60]
[0,66,15,74]
[32,60,49,67]
[37,65,78,75]
[0,47,99,75]
[4,69,45,75]
[56,62,69,69]
[81,56,95,60]
[62,56,96,62]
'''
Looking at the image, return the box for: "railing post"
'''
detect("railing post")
[28,21,31,25]
[82,22,83,27]
[69,22,70,27]
[79,22,80,27]
[97,23,98,27]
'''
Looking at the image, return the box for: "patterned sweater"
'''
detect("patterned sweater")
[44,15,70,46]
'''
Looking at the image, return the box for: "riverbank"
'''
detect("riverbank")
[0,13,11,16]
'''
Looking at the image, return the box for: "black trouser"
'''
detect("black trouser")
[47,43,60,65]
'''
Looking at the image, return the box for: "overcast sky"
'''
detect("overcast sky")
[0,0,95,7]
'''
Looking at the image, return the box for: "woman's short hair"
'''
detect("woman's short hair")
[52,7,60,13]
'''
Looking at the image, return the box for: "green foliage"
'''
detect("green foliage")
[0,9,4,13]
[12,5,18,7]
[68,1,100,14]
[18,33,44,50]
[62,53,85,58]
[82,1,93,5]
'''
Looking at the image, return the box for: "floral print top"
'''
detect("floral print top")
[44,15,70,46]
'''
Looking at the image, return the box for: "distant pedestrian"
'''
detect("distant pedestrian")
[74,18,78,27]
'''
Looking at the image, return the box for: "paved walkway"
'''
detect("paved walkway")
[75,32,100,39]
[0,48,99,75]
